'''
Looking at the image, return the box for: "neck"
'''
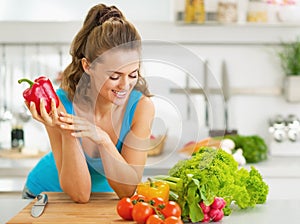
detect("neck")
[95,94,116,118]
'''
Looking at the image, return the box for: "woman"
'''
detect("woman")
[22,4,154,203]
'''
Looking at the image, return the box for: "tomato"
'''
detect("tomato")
[116,197,134,220]
[131,194,147,204]
[161,201,181,218]
[199,201,210,214]
[149,197,165,210]
[132,202,154,224]
[164,216,183,224]
[146,214,164,224]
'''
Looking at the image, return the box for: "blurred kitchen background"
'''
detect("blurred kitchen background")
[0,0,300,196]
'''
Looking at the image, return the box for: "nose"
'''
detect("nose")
[118,76,129,89]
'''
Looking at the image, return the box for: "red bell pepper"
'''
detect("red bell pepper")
[18,76,59,115]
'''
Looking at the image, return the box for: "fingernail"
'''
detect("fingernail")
[60,124,65,128]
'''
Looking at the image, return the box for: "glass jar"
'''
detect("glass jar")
[247,0,268,23]
[217,0,238,23]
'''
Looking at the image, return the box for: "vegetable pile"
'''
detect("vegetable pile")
[154,147,269,223]
[116,193,183,224]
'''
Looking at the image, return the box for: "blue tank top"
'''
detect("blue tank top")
[26,88,142,195]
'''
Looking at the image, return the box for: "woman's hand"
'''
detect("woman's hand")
[58,112,110,145]
[27,98,62,128]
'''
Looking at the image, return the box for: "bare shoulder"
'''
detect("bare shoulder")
[136,95,155,115]
[128,95,155,142]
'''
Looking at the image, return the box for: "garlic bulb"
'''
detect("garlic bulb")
[233,148,246,166]
[220,139,235,151]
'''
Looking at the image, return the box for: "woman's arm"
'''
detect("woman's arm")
[60,96,155,198]
[104,96,155,198]
[28,99,92,203]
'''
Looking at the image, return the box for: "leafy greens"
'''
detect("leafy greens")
[154,147,269,222]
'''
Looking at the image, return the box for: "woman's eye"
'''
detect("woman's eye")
[108,71,138,80]
[129,71,138,78]
[109,75,120,80]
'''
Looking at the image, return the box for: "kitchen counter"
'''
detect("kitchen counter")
[0,152,300,223]
[1,193,300,224]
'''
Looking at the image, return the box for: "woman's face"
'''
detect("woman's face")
[89,49,140,106]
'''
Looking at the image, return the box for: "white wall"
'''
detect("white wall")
[1,1,300,154]
[0,0,173,22]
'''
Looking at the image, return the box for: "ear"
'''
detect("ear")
[81,58,90,74]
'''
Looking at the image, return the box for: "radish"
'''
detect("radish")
[202,213,210,222]
[199,201,210,214]
[211,197,226,209]
[209,208,220,219]
[212,209,224,222]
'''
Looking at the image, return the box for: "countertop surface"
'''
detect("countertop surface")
[1,193,300,224]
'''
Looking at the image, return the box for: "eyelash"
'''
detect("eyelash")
[109,72,138,80]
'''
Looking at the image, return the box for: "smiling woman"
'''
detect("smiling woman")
[21,3,155,203]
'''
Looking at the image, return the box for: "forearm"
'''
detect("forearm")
[99,141,146,198]
[46,126,91,203]
[59,133,91,203]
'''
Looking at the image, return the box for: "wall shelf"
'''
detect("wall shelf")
[0,21,300,45]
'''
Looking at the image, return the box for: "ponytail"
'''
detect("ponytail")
[61,4,150,100]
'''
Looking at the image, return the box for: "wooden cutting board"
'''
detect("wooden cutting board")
[7,192,135,224]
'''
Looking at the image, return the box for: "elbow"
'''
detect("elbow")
[109,181,136,199]
[70,192,90,203]
[61,183,91,203]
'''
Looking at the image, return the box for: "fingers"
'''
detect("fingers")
[40,98,53,124]
[28,98,61,126]
[59,114,95,136]
[59,113,86,126]
[28,101,43,122]
[59,118,90,132]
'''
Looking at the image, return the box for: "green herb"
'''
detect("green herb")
[153,147,269,222]
[225,135,268,163]
[278,37,300,76]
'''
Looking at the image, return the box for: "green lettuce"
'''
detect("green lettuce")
[154,147,269,222]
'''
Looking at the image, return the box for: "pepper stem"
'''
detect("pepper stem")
[18,78,34,87]
[148,177,155,188]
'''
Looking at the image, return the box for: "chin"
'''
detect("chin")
[113,97,128,106]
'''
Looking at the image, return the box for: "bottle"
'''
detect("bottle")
[184,0,205,24]
[194,0,206,24]
[11,119,24,151]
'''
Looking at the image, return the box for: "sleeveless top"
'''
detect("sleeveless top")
[25,88,143,196]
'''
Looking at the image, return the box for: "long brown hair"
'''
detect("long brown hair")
[61,4,151,100]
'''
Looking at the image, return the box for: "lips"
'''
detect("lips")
[112,89,127,98]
